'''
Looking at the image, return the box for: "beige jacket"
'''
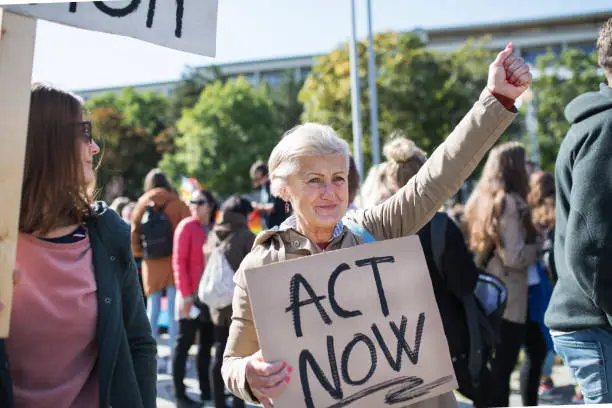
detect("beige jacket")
[222,89,516,407]
[481,193,539,324]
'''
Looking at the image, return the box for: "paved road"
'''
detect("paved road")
[155,335,577,407]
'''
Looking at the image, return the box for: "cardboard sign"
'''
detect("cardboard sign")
[245,236,457,408]
[5,0,218,57]
[0,9,37,338]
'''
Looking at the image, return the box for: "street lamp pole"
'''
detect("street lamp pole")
[348,0,364,179]
[366,0,380,166]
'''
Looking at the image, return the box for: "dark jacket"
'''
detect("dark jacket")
[418,212,479,357]
[0,202,157,408]
[545,83,612,331]
[204,212,255,326]
[259,182,289,229]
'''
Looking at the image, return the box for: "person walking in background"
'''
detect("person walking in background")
[131,168,190,373]
[249,160,290,229]
[544,18,612,405]
[524,171,556,398]
[204,195,256,408]
[464,142,545,406]
[0,83,156,407]
[172,190,217,408]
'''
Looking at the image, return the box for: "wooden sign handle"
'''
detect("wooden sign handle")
[0,9,37,339]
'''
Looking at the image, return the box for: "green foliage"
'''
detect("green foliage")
[266,69,305,134]
[299,32,519,173]
[529,48,603,171]
[87,88,170,200]
[160,77,278,196]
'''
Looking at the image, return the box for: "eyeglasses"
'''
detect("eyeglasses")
[190,200,208,206]
[67,121,93,144]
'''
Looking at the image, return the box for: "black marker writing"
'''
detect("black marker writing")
[146,0,155,27]
[68,0,185,38]
[328,263,362,319]
[372,313,425,371]
[286,273,332,338]
[300,336,343,408]
[355,256,395,317]
[296,314,426,406]
[341,334,377,386]
[94,1,140,17]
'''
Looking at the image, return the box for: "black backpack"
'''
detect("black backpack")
[140,201,174,260]
[429,213,508,392]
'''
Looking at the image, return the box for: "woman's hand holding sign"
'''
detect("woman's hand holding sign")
[488,43,533,102]
[246,350,293,408]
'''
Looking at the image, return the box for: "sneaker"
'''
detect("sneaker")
[539,377,555,396]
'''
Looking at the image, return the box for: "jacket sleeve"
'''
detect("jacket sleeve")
[173,220,194,297]
[442,216,479,298]
[222,252,263,405]
[352,89,516,240]
[497,195,538,270]
[121,226,157,407]
[130,200,146,257]
[565,128,612,316]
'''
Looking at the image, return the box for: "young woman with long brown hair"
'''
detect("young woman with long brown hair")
[0,83,156,408]
[464,142,545,406]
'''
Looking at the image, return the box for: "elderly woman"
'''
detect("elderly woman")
[222,44,531,408]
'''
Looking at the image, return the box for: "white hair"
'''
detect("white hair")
[268,123,350,198]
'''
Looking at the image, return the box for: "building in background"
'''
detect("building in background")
[76,10,612,100]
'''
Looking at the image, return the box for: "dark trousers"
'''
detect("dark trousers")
[211,325,245,408]
[173,317,215,399]
[490,319,547,407]
[454,358,494,408]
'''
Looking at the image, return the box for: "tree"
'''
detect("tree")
[87,88,171,200]
[160,77,278,196]
[299,32,522,173]
[529,48,603,171]
[265,69,306,134]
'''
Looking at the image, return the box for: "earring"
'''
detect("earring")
[285,201,291,213]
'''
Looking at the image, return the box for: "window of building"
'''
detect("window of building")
[521,44,561,65]
[568,41,596,55]
[261,70,282,87]
[300,67,312,80]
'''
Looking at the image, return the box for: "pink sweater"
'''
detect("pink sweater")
[172,217,208,297]
[6,233,99,408]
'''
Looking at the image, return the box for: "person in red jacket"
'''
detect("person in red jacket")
[172,189,217,407]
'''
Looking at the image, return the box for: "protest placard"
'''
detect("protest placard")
[0,0,218,338]
[6,0,218,56]
[245,236,457,408]
[0,8,36,339]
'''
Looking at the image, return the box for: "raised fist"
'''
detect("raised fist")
[488,43,533,101]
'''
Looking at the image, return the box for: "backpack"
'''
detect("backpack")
[429,212,507,391]
[140,201,174,260]
[197,243,236,309]
[344,215,508,393]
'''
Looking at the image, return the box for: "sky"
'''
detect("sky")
[28,0,612,91]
